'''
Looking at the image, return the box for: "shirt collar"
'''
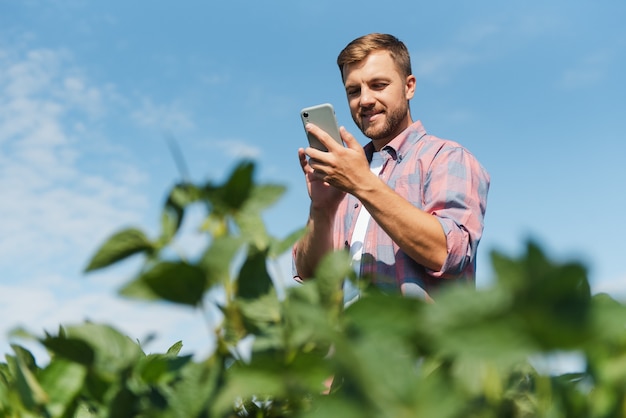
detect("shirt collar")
[364,120,427,162]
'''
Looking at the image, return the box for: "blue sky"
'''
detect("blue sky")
[1,0,625,361]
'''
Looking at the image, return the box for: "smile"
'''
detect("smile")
[362,112,381,123]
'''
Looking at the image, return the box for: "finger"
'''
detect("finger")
[339,126,360,150]
[306,123,342,152]
[307,156,322,172]
[304,145,329,163]
[298,148,315,174]
[311,168,328,182]
[298,148,307,168]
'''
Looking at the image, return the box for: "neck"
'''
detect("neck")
[371,116,413,151]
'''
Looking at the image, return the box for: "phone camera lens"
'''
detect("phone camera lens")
[302,112,309,118]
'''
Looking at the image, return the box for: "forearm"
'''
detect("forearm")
[294,206,337,279]
[355,178,448,272]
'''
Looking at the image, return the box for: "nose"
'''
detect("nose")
[359,87,375,108]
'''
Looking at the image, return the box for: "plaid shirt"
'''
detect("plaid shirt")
[295,120,490,298]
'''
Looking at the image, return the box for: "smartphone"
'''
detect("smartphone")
[300,103,342,151]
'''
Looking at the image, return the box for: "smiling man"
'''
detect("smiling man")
[294,33,490,303]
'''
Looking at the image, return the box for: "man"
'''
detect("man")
[293,33,490,302]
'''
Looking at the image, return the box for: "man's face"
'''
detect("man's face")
[342,50,415,146]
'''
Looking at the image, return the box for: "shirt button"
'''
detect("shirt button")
[354,203,359,209]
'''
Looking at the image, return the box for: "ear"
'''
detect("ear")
[405,75,416,100]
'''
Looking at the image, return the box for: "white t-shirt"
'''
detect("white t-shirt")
[344,151,384,306]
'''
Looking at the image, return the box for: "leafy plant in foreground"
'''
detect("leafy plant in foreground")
[2,160,626,417]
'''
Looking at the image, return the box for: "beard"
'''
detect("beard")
[354,102,408,141]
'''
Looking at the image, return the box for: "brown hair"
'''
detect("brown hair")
[337,33,412,80]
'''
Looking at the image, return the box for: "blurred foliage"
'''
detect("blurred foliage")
[2,160,626,417]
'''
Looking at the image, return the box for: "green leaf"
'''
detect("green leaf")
[237,290,282,341]
[0,361,9,396]
[166,340,184,356]
[84,228,154,272]
[589,293,626,343]
[212,366,285,417]
[9,346,48,409]
[234,211,270,249]
[39,359,87,418]
[344,292,425,349]
[41,337,95,366]
[137,261,206,307]
[491,248,525,292]
[169,182,202,208]
[10,345,37,372]
[162,358,221,417]
[496,241,592,349]
[160,201,183,244]
[221,161,255,210]
[237,247,273,299]
[63,323,144,375]
[234,184,286,250]
[204,162,256,215]
[281,283,337,353]
[521,263,590,349]
[314,250,352,309]
[118,277,161,301]
[138,353,193,384]
[241,184,286,216]
[160,182,203,243]
[200,235,244,287]
[421,284,536,365]
[268,227,306,259]
[238,290,281,325]
[304,397,369,418]
[108,385,137,418]
[330,295,428,409]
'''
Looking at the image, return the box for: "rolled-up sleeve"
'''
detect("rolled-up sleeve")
[424,147,490,278]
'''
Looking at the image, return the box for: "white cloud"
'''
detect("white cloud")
[0,43,235,365]
[0,279,213,364]
[0,45,175,361]
[61,75,106,116]
[213,139,263,159]
[131,97,195,132]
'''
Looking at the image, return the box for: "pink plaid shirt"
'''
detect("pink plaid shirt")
[295,120,490,297]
